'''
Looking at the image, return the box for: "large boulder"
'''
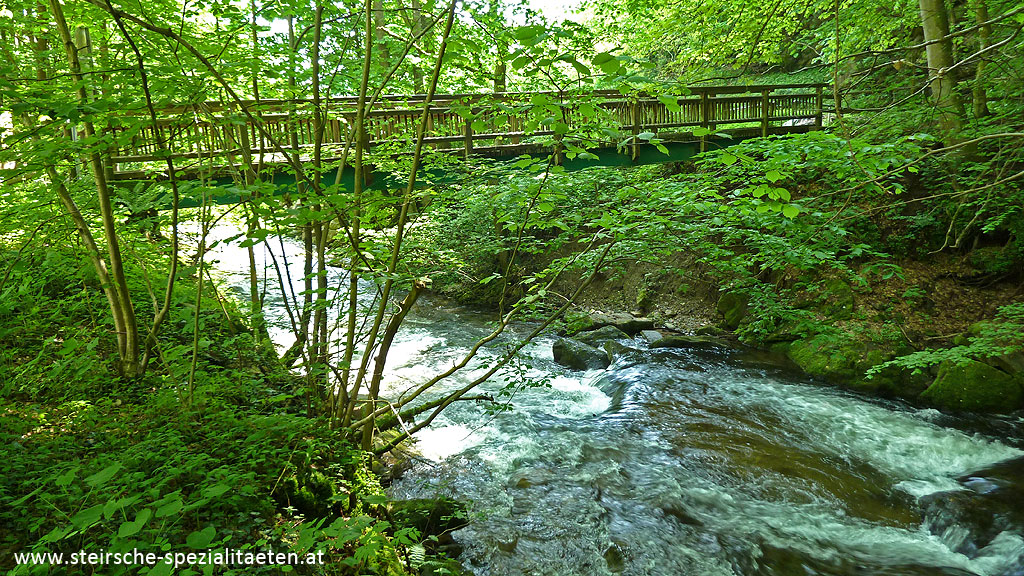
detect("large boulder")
[919,360,1023,413]
[694,325,730,338]
[854,363,932,399]
[786,334,866,381]
[818,277,855,320]
[649,334,728,350]
[552,338,611,370]
[988,350,1024,376]
[583,312,655,335]
[717,292,748,330]
[919,490,1001,556]
[575,325,631,347]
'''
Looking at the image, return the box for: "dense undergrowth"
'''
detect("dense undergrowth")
[0,241,446,575]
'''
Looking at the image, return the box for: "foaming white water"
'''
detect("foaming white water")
[415,424,488,461]
[705,371,1024,498]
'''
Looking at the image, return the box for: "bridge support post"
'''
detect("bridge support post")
[699,91,708,153]
[761,89,770,137]
[630,99,640,161]
[463,117,473,159]
[815,85,824,129]
[234,102,257,186]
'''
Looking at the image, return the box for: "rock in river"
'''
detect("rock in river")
[552,338,611,370]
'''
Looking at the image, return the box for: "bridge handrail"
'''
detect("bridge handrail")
[125,83,828,115]
[104,83,827,173]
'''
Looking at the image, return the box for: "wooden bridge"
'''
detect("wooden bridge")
[106,83,826,182]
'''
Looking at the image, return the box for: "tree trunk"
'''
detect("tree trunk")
[972,0,991,118]
[919,0,963,136]
[50,0,141,378]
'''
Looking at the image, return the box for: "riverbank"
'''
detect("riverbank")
[423,134,1024,417]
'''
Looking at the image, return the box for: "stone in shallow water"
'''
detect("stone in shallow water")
[552,338,610,370]
[584,312,655,335]
[603,543,625,573]
[640,329,664,342]
[575,325,631,346]
[650,334,728,350]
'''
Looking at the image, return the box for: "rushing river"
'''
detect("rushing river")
[205,226,1024,576]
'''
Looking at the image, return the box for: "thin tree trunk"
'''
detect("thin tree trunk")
[105,6,182,373]
[360,281,423,450]
[972,0,991,118]
[50,0,141,377]
[281,15,313,366]
[919,0,963,137]
[338,0,378,428]
[309,2,330,410]
[353,0,458,446]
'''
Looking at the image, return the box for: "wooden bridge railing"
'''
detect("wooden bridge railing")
[106,83,825,177]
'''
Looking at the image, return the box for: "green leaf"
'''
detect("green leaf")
[118,508,152,538]
[658,95,681,112]
[85,463,122,488]
[719,153,737,166]
[599,59,621,74]
[571,61,591,76]
[201,484,231,498]
[186,526,217,549]
[155,498,184,518]
[71,505,104,529]
[692,127,713,137]
[637,131,655,141]
[511,56,531,71]
[764,170,783,183]
[11,484,45,506]
[146,561,175,576]
[782,204,800,218]
[514,26,540,41]
[55,468,77,488]
[361,494,388,506]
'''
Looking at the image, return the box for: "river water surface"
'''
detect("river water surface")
[206,227,1024,576]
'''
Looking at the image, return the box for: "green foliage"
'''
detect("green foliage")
[870,302,1024,376]
[0,392,419,575]
[0,223,422,575]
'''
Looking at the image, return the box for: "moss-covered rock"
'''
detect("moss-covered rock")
[388,498,468,536]
[585,312,655,335]
[819,278,854,320]
[602,339,633,360]
[717,292,748,330]
[575,325,631,347]
[275,471,336,518]
[786,334,861,380]
[853,363,933,399]
[786,333,897,386]
[919,360,1024,413]
[695,325,730,338]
